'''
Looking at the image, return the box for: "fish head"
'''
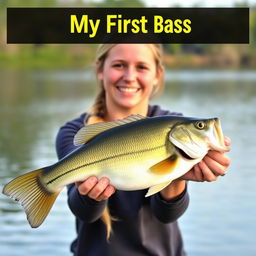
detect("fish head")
[169,117,229,160]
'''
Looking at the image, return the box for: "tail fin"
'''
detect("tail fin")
[2,169,60,228]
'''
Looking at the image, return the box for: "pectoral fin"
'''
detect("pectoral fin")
[149,155,178,175]
[145,181,172,197]
[146,156,178,197]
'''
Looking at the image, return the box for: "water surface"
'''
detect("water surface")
[0,69,255,256]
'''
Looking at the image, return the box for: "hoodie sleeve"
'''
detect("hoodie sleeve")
[150,185,189,223]
[55,113,107,223]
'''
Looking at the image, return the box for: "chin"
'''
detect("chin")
[119,103,138,109]
[117,99,147,111]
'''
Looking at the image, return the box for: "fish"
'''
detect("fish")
[2,114,229,228]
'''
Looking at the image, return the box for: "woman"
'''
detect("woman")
[56,44,231,256]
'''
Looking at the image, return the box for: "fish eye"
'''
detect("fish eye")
[195,121,205,130]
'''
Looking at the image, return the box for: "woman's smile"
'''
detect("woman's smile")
[116,86,141,97]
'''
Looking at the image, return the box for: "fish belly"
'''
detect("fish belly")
[93,146,172,191]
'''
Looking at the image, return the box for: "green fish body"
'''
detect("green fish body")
[2,115,228,228]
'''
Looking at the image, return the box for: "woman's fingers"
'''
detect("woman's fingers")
[203,154,228,176]
[193,164,204,181]
[88,177,111,200]
[198,160,218,182]
[96,185,116,201]
[206,150,231,168]
[196,150,231,181]
[76,176,115,202]
[76,176,98,195]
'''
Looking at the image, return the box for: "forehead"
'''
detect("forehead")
[107,44,156,63]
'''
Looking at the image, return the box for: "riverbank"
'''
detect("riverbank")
[1,44,256,70]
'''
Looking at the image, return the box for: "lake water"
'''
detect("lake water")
[0,69,256,256]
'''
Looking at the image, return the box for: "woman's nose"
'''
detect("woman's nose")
[123,67,136,82]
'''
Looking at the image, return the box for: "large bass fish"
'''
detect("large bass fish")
[2,115,229,228]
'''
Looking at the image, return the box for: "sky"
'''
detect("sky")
[145,0,256,7]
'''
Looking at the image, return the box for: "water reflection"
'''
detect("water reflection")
[0,69,256,256]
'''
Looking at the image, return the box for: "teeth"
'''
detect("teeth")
[118,87,138,93]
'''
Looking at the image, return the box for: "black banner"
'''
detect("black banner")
[7,8,249,44]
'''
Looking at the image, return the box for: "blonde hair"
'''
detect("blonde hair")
[90,44,165,117]
[88,44,165,240]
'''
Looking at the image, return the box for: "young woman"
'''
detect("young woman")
[56,44,231,256]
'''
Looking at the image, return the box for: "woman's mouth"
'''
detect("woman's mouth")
[117,86,140,93]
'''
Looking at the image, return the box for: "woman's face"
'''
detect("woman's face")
[97,44,160,112]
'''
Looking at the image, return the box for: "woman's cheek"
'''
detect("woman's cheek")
[107,70,122,85]
[140,77,155,93]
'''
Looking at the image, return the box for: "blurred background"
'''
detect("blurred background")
[0,0,256,256]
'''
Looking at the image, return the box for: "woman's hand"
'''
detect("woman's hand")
[181,136,231,182]
[76,176,116,202]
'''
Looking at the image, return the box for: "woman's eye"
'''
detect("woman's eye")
[137,65,148,70]
[113,63,124,68]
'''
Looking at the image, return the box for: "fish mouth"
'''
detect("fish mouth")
[209,119,229,152]
[175,146,196,160]
[170,133,205,160]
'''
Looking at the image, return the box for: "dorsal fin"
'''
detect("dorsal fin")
[74,114,146,146]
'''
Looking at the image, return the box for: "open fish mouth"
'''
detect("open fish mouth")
[170,134,206,160]
[175,146,196,160]
[208,119,229,152]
